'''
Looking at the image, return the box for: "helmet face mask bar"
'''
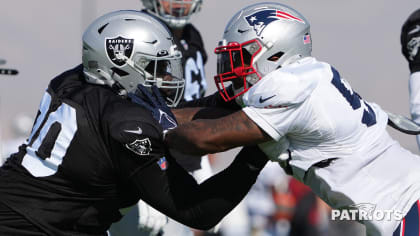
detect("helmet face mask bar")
[142,0,202,28]
[126,47,184,107]
[214,39,262,102]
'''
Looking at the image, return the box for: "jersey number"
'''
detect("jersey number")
[22,92,78,177]
[184,51,207,101]
[331,67,377,127]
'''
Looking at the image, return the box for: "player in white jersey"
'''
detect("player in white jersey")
[130,2,420,236]
[402,9,420,151]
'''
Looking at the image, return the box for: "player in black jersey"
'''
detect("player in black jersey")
[0,10,268,236]
[141,0,207,103]
[109,1,212,235]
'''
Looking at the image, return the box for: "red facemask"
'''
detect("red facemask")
[214,39,262,102]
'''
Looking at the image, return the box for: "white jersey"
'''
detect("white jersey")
[242,57,420,235]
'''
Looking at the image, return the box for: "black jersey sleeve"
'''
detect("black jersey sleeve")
[177,86,239,110]
[103,99,167,174]
[103,98,269,230]
[125,145,268,230]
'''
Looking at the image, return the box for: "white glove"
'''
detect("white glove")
[138,200,169,236]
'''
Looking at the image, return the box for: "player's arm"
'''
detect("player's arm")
[173,86,240,124]
[164,109,271,155]
[402,9,420,147]
[122,144,268,230]
[107,103,268,230]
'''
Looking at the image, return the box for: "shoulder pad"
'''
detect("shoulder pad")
[243,58,330,108]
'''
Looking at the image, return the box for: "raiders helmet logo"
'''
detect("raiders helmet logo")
[106,36,134,66]
[125,138,152,156]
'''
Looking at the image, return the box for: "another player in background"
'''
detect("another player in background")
[110,1,212,236]
[0,10,269,236]
[401,8,420,150]
[142,0,207,102]
[135,2,420,235]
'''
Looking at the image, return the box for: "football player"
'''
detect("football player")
[109,1,212,235]
[135,3,420,236]
[141,0,208,103]
[402,8,420,150]
[0,10,269,236]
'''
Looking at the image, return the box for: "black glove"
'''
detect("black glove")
[401,9,420,73]
[129,85,177,131]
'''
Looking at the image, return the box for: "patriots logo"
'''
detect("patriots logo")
[349,203,376,220]
[106,36,134,67]
[245,9,305,36]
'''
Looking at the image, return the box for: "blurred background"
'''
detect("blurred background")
[0,0,419,235]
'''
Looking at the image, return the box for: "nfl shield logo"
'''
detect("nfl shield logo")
[106,36,134,67]
[157,157,168,170]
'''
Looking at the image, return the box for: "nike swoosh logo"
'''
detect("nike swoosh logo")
[409,25,420,35]
[259,95,276,103]
[124,127,143,135]
[238,29,250,33]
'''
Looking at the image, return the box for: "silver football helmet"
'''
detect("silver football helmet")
[214,2,312,102]
[82,10,184,107]
[141,0,202,28]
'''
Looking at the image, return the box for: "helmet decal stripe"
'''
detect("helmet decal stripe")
[276,11,305,23]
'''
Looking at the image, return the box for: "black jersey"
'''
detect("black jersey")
[0,65,164,235]
[174,24,207,102]
[0,65,268,236]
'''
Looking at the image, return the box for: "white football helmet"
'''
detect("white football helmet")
[82,10,185,107]
[214,2,312,102]
[141,0,202,28]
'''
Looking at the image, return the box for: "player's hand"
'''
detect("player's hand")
[401,9,420,73]
[129,85,177,131]
[138,200,168,236]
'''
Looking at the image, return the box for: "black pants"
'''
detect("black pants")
[0,201,47,236]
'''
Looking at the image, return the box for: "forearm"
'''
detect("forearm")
[173,107,202,125]
[165,110,271,155]
[164,119,230,155]
[133,146,268,230]
[173,91,241,125]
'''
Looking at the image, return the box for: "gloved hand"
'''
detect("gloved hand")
[129,85,177,130]
[138,200,168,236]
[401,9,420,73]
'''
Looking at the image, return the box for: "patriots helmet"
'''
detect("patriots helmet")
[141,0,203,28]
[82,10,184,107]
[214,2,312,102]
